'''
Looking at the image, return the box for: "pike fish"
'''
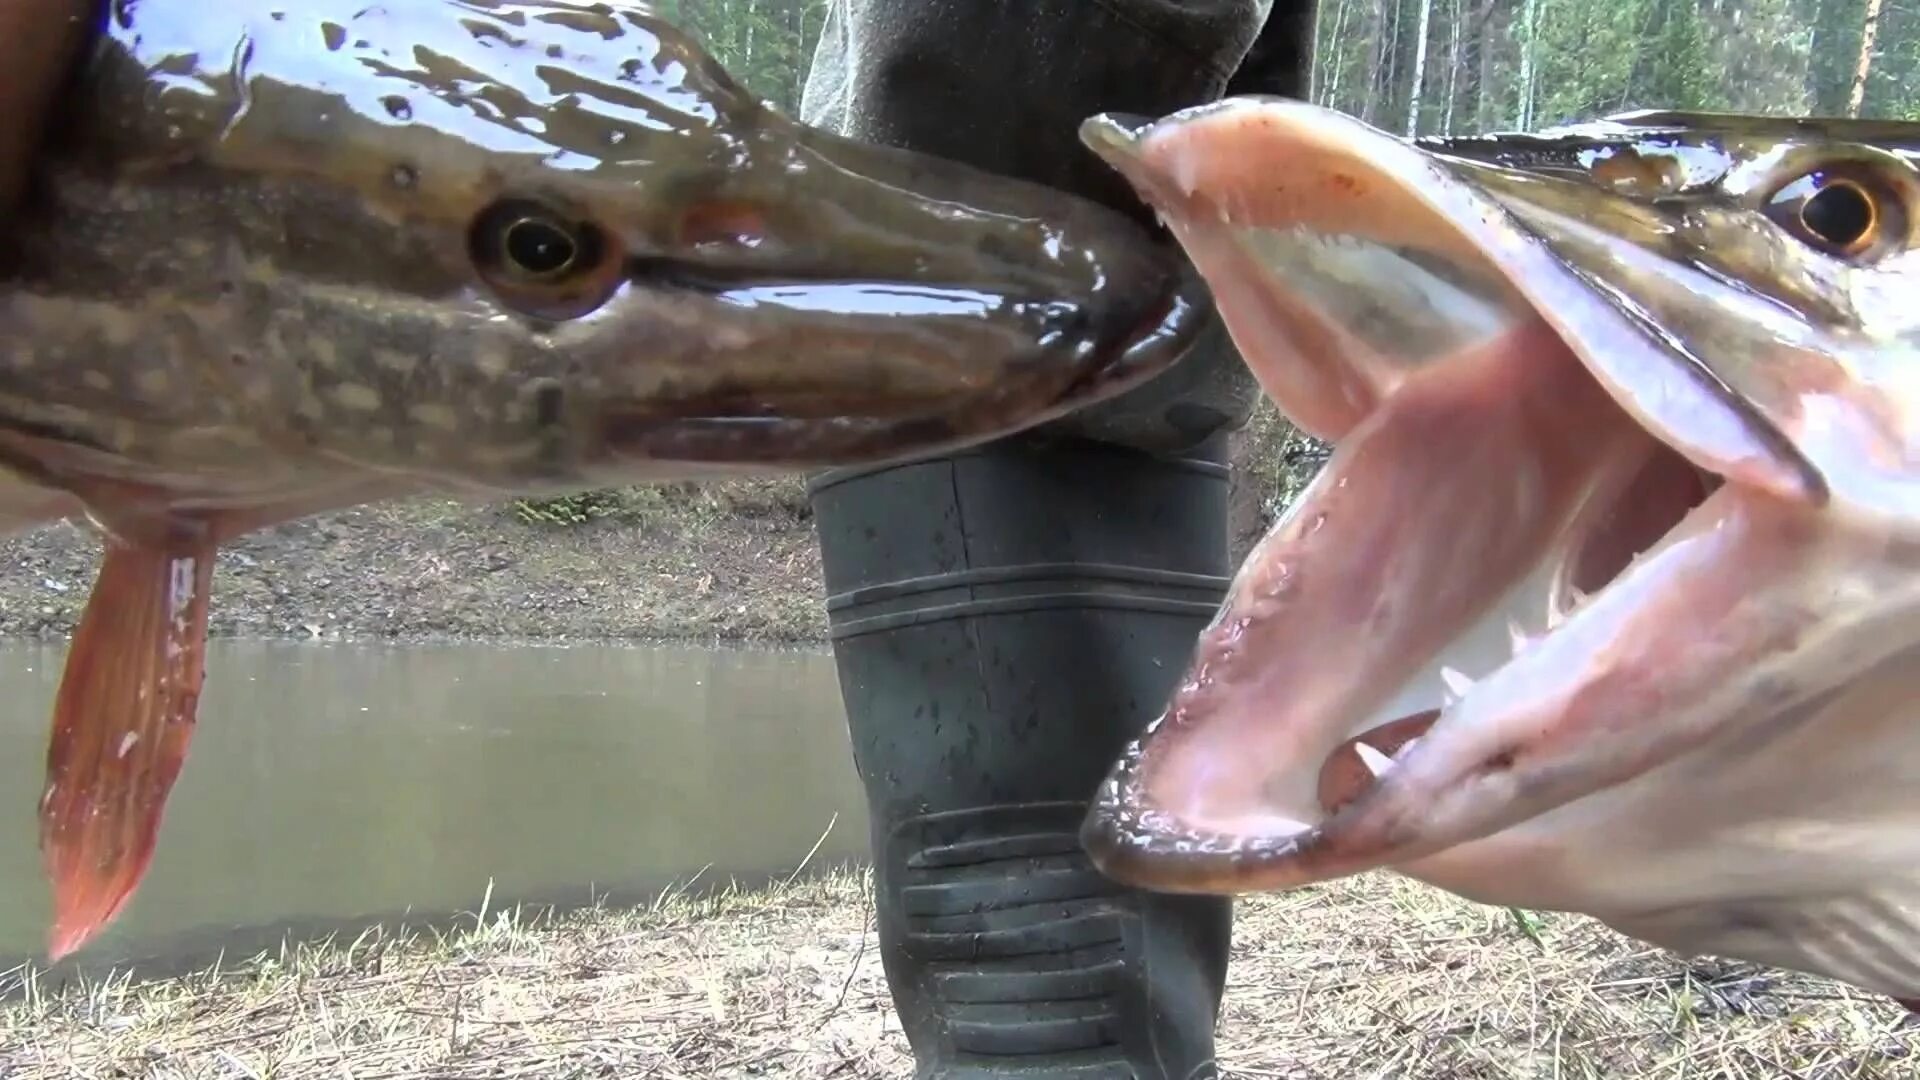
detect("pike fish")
[1077,98,1920,1006]
[0,0,1208,960]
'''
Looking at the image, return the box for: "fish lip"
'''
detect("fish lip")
[1087,258,1211,389]
[585,261,1209,468]
[1072,97,1826,894]
[1084,112,1160,144]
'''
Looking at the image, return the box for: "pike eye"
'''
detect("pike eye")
[1800,181,1872,248]
[1764,167,1906,260]
[504,217,580,277]
[470,198,624,319]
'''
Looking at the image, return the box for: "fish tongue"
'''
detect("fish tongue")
[1357,483,1908,878]
[1086,316,1652,891]
[39,519,216,961]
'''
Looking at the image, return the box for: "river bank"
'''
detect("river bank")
[0,476,834,645]
[0,406,1325,646]
[3,866,1911,1079]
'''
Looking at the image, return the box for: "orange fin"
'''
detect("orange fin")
[38,526,215,961]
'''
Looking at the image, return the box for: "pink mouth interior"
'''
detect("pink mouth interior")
[1081,107,1727,889]
[1126,320,1714,849]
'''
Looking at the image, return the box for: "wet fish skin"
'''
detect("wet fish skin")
[1074,98,1920,1006]
[1,0,1203,525]
[1,0,1211,962]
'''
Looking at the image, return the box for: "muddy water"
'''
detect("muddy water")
[0,640,868,976]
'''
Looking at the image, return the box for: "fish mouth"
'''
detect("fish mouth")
[1071,98,1908,899]
[545,113,1218,475]
[586,259,1206,469]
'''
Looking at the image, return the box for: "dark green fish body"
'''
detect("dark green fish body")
[1075,99,1920,1007]
[2,0,1202,531]
[0,0,1207,960]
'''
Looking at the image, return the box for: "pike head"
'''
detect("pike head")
[1078,99,1920,1003]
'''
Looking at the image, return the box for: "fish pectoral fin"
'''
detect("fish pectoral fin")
[1600,886,1920,1005]
[38,526,216,961]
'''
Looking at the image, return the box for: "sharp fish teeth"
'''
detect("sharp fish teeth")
[1439,665,1476,700]
[1396,736,1423,760]
[1507,619,1532,654]
[1354,740,1397,777]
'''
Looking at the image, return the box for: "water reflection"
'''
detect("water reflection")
[0,640,867,975]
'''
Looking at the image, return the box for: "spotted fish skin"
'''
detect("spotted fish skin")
[0,0,1206,530]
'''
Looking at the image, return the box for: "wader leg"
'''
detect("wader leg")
[802,4,1316,1075]
[810,434,1239,1079]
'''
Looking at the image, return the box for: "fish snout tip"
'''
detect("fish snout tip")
[1080,258,1215,398]
[1079,113,1155,165]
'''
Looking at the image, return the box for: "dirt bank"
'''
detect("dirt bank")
[0,406,1324,646]
[0,478,831,646]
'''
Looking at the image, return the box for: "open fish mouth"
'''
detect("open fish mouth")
[1071,97,1920,995]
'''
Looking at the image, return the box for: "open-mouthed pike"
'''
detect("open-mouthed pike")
[1076,97,1920,1005]
[1,0,1210,961]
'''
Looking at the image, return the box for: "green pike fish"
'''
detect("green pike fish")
[1078,98,1920,1008]
[0,0,1207,960]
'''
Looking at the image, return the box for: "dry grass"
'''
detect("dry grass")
[2,867,1913,1079]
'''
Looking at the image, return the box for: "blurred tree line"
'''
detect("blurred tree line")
[648,0,829,113]
[671,0,1917,133]
[1315,0,1917,136]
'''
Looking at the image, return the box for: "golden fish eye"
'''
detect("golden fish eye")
[471,199,603,283]
[1762,166,1905,260]
[1797,178,1875,252]
[469,198,624,320]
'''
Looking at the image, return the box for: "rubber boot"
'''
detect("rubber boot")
[800,4,1319,1075]
[808,427,1237,1079]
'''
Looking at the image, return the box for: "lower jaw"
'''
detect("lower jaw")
[1323,449,1720,809]
[1095,433,1718,883]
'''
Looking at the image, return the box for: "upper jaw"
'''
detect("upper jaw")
[500,111,1220,477]
[1079,99,1831,505]
[1084,100,1920,538]
[1072,98,1920,899]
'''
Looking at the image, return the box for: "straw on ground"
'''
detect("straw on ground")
[3,867,1913,1078]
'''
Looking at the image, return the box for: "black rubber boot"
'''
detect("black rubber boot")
[808,430,1237,1079]
[800,4,1320,1075]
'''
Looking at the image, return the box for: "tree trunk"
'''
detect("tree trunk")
[1318,0,1356,106]
[1473,0,1503,131]
[1517,0,1542,128]
[1408,0,1435,133]
[1443,0,1464,132]
[1360,0,1389,122]
[1849,0,1885,115]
